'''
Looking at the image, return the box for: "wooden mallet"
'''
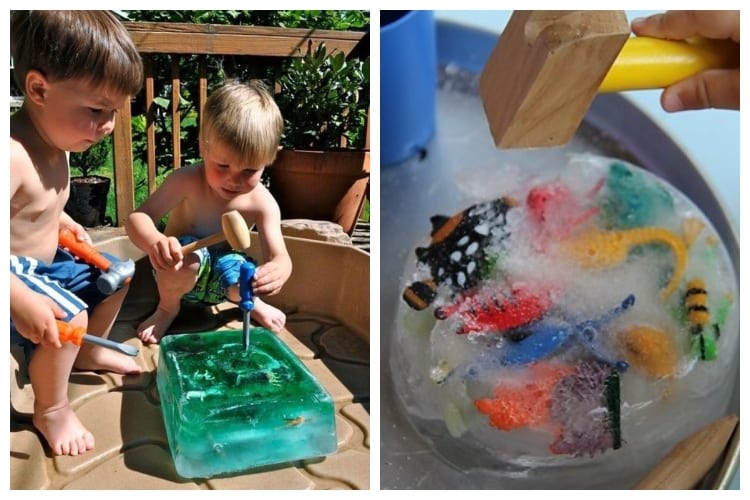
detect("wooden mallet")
[633,414,738,489]
[480,11,739,149]
[180,210,251,255]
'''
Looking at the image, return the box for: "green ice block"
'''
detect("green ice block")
[157,328,337,478]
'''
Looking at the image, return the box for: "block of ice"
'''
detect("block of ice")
[392,155,739,488]
[157,328,337,478]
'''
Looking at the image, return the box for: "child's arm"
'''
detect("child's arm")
[125,168,188,271]
[10,274,65,348]
[252,194,292,297]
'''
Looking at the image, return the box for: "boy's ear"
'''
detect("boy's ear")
[24,70,49,105]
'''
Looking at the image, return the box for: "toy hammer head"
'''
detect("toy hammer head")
[58,228,135,295]
[480,10,739,149]
[97,259,136,295]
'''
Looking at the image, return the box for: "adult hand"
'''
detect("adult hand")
[631,11,739,111]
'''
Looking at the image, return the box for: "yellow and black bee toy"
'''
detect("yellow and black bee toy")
[683,279,719,361]
[402,197,516,311]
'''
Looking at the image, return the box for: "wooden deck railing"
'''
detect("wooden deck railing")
[112,22,366,226]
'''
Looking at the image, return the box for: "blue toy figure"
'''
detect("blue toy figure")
[499,294,634,370]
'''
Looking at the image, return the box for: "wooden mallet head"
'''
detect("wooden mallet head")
[221,210,252,253]
[181,210,252,256]
[480,11,630,149]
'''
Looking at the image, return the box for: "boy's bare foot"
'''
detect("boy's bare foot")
[137,306,178,344]
[252,299,286,333]
[74,346,143,375]
[32,403,95,456]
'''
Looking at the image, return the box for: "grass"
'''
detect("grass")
[360,198,370,223]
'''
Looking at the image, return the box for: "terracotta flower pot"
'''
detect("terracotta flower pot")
[268,149,370,235]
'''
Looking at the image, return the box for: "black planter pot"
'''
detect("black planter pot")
[66,175,111,227]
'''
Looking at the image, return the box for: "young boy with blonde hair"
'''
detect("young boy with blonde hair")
[10,10,144,456]
[126,80,292,344]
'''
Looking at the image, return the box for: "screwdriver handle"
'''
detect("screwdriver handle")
[239,261,256,312]
[55,320,85,346]
[59,228,113,271]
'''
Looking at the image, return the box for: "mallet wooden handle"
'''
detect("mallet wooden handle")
[601,37,739,92]
[181,231,225,255]
[180,210,251,256]
[633,414,738,489]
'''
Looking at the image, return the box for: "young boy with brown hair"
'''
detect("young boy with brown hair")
[126,80,292,344]
[10,10,144,456]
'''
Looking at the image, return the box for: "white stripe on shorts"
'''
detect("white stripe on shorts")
[10,255,87,316]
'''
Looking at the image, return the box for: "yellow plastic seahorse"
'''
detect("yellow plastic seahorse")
[560,227,687,299]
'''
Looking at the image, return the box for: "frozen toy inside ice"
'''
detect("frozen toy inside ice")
[391,155,738,488]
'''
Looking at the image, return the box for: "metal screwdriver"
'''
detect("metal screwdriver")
[239,261,256,351]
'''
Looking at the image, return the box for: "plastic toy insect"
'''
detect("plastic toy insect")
[526,178,603,246]
[560,227,687,299]
[683,279,719,361]
[474,359,622,456]
[498,294,633,370]
[402,197,517,310]
[599,161,675,230]
[474,362,574,432]
[619,325,678,378]
[433,283,554,335]
[440,295,633,384]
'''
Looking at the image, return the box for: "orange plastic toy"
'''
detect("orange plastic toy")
[474,362,575,431]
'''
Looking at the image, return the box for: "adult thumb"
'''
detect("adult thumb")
[661,69,740,112]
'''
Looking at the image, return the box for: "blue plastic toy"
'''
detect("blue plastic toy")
[446,295,634,383]
[500,294,633,369]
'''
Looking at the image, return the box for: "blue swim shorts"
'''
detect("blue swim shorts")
[179,235,256,305]
[10,248,112,348]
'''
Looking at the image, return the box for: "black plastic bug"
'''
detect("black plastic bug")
[402,197,516,311]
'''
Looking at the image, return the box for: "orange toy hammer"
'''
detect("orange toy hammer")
[56,320,139,356]
[59,229,135,295]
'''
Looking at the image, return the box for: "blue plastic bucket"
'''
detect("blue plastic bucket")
[381,11,437,166]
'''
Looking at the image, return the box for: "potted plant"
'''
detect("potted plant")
[66,135,113,227]
[269,41,370,236]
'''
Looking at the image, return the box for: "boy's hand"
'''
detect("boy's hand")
[59,219,92,245]
[253,261,291,296]
[147,236,184,271]
[11,289,66,348]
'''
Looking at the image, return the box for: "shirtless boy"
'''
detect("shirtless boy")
[10,11,143,455]
[126,80,292,344]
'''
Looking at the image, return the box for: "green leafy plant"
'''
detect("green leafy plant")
[275,42,369,150]
[69,135,112,177]
[124,10,369,167]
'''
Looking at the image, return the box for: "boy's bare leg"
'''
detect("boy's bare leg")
[30,317,95,456]
[74,285,142,374]
[226,285,286,332]
[137,257,200,344]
